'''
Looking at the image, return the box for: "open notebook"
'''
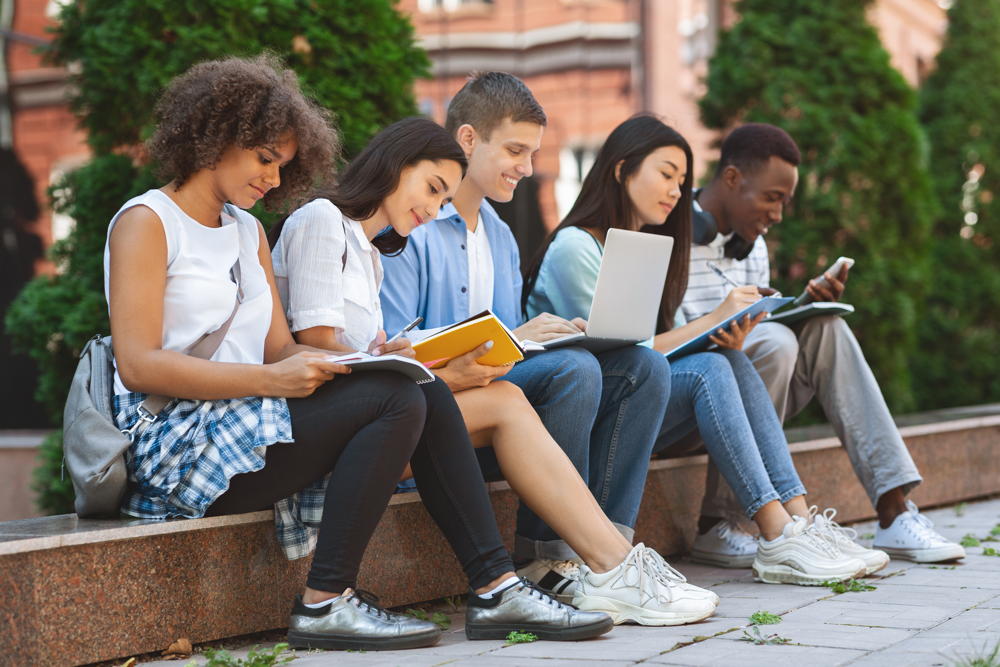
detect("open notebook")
[410,310,525,368]
[325,352,435,384]
[663,296,794,360]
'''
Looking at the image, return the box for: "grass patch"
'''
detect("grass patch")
[196,643,295,667]
[406,608,451,630]
[955,502,968,517]
[991,525,1000,537]
[983,547,1000,557]
[948,639,1000,667]
[929,565,958,570]
[749,610,782,625]
[860,532,875,540]
[823,579,877,594]
[961,534,982,548]
[505,630,538,645]
[740,626,790,646]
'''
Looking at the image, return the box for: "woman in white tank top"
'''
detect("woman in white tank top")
[104,56,455,652]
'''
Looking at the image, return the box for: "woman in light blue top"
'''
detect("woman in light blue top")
[523,115,879,586]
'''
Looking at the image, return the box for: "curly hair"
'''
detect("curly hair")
[149,53,339,210]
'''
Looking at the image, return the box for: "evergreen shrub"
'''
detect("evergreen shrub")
[700,0,936,413]
[916,0,1000,409]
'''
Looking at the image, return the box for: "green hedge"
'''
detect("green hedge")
[699,0,936,413]
[915,0,1000,409]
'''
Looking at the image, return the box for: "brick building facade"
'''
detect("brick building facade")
[2,0,947,255]
[401,0,948,232]
[4,0,89,261]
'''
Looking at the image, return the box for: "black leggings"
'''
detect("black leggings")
[207,372,512,592]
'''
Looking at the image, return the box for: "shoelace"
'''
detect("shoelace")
[642,546,689,584]
[902,501,946,545]
[516,577,570,609]
[348,589,392,620]
[799,519,842,558]
[616,545,677,605]
[810,506,860,547]
[717,521,757,552]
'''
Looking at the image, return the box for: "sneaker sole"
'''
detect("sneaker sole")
[573,596,716,626]
[861,555,890,576]
[877,545,966,563]
[288,627,441,651]
[752,561,867,586]
[465,615,613,641]
[689,549,756,569]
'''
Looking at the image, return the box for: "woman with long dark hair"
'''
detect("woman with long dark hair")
[524,115,882,587]
[272,117,720,628]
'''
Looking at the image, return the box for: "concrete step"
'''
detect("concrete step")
[3,406,999,666]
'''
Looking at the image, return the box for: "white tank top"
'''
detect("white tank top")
[103,189,273,395]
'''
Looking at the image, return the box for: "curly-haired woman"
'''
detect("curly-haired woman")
[102,55,596,652]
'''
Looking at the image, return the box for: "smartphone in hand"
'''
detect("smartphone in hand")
[793,256,855,306]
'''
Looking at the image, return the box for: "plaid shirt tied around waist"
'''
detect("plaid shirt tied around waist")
[113,391,328,560]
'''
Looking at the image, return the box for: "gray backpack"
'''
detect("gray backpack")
[63,335,141,517]
[63,250,243,517]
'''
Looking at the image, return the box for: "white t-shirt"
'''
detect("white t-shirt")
[103,189,273,395]
[272,198,383,352]
[467,213,494,316]
[680,200,770,324]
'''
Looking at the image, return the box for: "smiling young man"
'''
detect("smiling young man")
[681,123,964,566]
[380,72,671,601]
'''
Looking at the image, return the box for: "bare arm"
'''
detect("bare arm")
[108,207,347,400]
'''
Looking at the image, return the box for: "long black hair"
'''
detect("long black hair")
[269,117,467,255]
[522,114,694,334]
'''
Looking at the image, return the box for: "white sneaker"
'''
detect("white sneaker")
[573,543,718,626]
[753,516,867,586]
[690,520,758,568]
[516,559,582,604]
[810,506,889,576]
[873,500,966,563]
[642,547,720,606]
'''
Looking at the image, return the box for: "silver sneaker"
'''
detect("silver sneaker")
[287,589,441,651]
[465,577,613,641]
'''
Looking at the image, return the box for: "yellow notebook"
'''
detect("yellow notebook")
[412,310,525,369]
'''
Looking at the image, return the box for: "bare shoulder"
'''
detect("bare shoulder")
[110,204,165,243]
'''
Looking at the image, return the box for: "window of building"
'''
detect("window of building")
[679,0,721,65]
[418,0,494,12]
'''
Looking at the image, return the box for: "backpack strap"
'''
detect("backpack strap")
[123,205,246,440]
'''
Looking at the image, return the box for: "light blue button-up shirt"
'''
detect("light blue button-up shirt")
[380,200,525,336]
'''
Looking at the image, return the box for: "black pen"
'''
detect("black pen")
[386,316,424,344]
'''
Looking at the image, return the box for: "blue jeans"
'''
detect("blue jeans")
[479,345,670,560]
[653,349,806,519]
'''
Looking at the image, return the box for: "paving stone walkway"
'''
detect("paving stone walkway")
[144,498,1000,667]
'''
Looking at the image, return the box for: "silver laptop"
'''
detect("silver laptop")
[537,228,674,352]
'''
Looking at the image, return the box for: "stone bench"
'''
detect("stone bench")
[4,405,999,666]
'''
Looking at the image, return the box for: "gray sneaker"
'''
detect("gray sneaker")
[287,589,441,651]
[465,578,613,641]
